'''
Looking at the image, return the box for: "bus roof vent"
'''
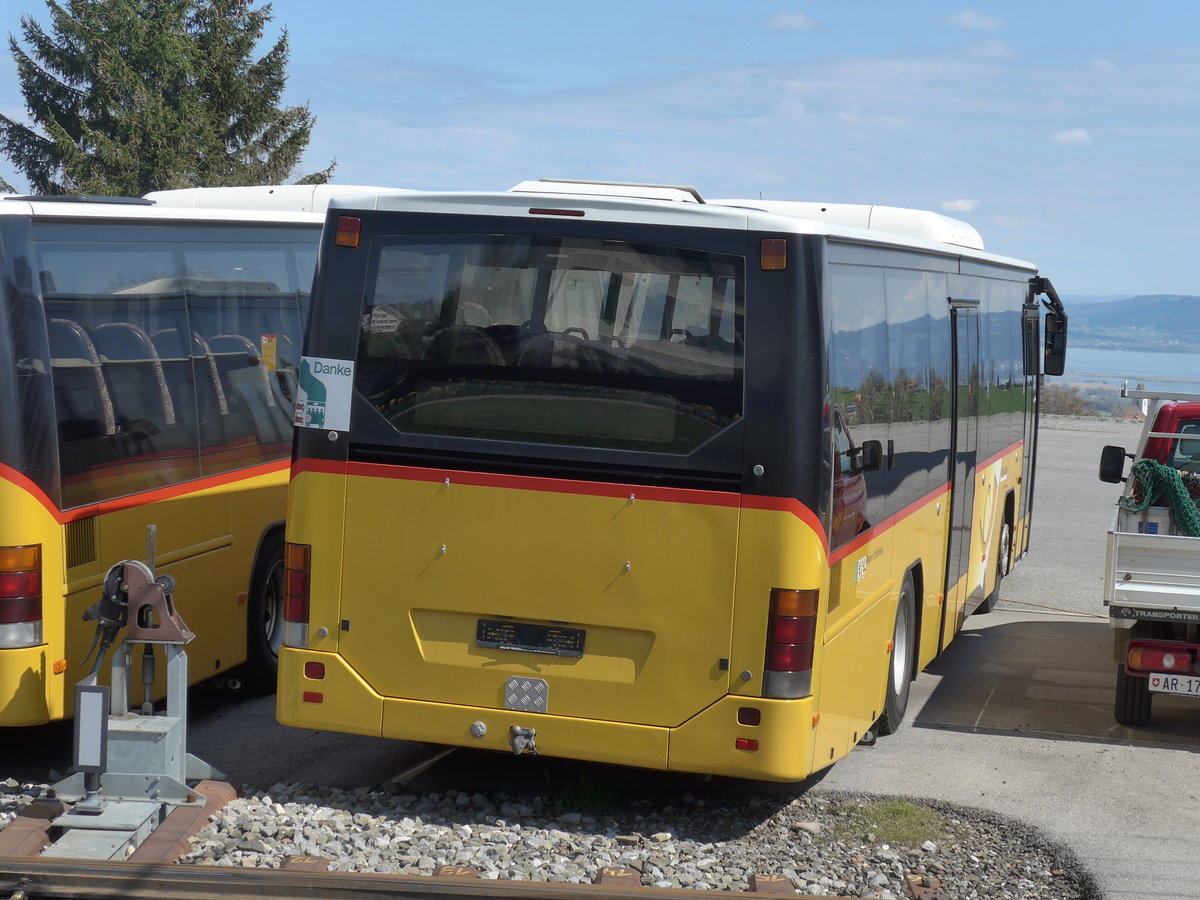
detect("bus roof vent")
[708,199,985,250]
[510,179,706,204]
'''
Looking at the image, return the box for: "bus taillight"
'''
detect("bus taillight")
[763,588,817,699]
[0,545,42,650]
[283,542,311,648]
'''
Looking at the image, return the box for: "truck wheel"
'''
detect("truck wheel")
[876,575,916,735]
[245,530,285,694]
[976,518,1011,615]
[1115,664,1152,726]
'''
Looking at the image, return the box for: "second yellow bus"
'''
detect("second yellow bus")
[279,180,1066,780]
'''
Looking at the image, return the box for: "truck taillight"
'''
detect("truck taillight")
[283,542,311,648]
[763,588,818,699]
[0,545,42,650]
[1127,640,1198,674]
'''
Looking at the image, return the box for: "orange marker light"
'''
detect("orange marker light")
[335,216,362,248]
[760,238,787,271]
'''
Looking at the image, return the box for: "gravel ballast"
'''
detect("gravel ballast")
[2,775,1100,899]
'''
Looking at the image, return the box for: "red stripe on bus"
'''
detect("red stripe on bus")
[823,439,1023,566]
[292,437,1024,567]
[738,494,829,555]
[293,458,830,551]
[979,439,1024,472]
[829,481,953,566]
[293,458,746,509]
[0,459,289,524]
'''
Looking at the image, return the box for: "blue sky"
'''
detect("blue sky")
[1,1,1198,296]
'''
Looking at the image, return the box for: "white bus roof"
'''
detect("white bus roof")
[144,183,410,213]
[0,194,326,225]
[331,180,1033,270]
[511,179,983,250]
[708,199,984,251]
[0,184,413,225]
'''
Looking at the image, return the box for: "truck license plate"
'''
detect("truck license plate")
[1148,673,1200,696]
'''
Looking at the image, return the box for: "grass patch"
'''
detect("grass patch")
[828,799,947,846]
[543,765,621,814]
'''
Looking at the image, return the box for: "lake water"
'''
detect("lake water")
[1063,347,1200,394]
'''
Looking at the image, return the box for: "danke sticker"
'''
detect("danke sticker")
[295,356,355,432]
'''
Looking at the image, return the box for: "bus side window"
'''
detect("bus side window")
[48,318,115,440]
[92,321,177,429]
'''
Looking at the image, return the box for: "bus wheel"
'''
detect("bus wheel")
[1114,664,1152,726]
[876,575,915,736]
[977,518,1011,615]
[245,530,285,693]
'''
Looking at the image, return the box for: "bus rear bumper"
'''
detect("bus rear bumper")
[668,694,818,782]
[279,649,821,781]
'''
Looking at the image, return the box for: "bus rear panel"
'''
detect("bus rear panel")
[281,187,1050,780]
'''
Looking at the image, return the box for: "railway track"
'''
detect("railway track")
[0,855,946,900]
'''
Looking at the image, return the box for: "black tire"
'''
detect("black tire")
[1115,663,1152,726]
[876,574,916,736]
[245,529,285,694]
[977,517,1012,615]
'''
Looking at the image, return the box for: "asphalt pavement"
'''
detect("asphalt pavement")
[822,417,1200,900]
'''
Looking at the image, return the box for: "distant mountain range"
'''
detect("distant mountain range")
[1063,294,1200,352]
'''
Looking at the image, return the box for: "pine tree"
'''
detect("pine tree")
[0,0,332,195]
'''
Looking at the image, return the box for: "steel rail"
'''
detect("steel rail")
[0,856,873,900]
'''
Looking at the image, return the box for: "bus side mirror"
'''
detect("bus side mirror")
[1099,445,1129,483]
[858,439,884,472]
[1044,311,1067,376]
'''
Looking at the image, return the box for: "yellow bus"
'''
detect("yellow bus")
[279,180,1067,780]
[0,185,391,727]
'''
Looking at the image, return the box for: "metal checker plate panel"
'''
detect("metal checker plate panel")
[505,677,549,713]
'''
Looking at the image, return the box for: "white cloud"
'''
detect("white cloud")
[946,10,1004,30]
[969,40,1013,59]
[767,12,814,31]
[1053,128,1091,145]
[1091,57,1116,72]
[942,198,980,213]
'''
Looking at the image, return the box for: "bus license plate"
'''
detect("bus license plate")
[476,619,585,658]
[1148,673,1200,696]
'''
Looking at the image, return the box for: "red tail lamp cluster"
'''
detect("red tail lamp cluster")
[0,545,41,650]
[1126,640,1199,675]
[763,588,817,700]
[283,542,311,648]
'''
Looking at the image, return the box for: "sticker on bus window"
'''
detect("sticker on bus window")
[295,356,354,431]
[260,334,278,371]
